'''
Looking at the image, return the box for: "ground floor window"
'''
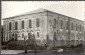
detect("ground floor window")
[22,33,24,38]
[28,33,32,39]
[9,34,12,40]
[37,32,39,37]
[15,34,17,41]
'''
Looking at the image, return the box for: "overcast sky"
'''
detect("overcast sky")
[1,1,85,25]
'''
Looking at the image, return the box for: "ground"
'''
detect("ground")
[1,49,85,55]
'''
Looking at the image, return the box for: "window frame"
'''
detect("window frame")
[60,20,63,29]
[22,21,24,29]
[36,18,40,27]
[37,32,39,37]
[29,19,32,28]
[9,22,12,30]
[54,19,56,28]
[15,22,18,30]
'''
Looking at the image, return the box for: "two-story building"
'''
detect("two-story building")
[3,9,84,47]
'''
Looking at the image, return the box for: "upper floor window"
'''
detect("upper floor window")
[22,21,24,29]
[66,21,69,30]
[60,20,63,29]
[54,19,56,28]
[80,25,81,31]
[9,22,12,30]
[15,22,18,30]
[29,19,32,28]
[71,23,73,30]
[76,24,77,31]
[36,18,40,27]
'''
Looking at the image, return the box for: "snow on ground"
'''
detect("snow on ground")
[1,50,24,54]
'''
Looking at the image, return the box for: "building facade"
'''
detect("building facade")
[84,19,85,45]
[3,9,84,47]
[1,26,3,43]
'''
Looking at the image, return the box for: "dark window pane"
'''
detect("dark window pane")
[9,34,11,40]
[71,23,73,30]
[9,22,12,30]
[28,33,32,39]
[80,25,81,31]
[29,20,32,28]
[66,21,69,30]
[22,21,24,29]
[36,18,40,27]
[22,33,24,38]
[54,19,56,28]
[54,32,56,41]
[37,32,39,37]
[76,24,77,31]
[60,20,63,29]
[15,22,18,30]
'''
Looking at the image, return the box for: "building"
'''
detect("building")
[84,19,85,35]
[84,19,85,42]
[3,9,84,47]
[1,25,4,45]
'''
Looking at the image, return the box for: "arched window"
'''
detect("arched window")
[37,32,39,37]
[28,33,32,39]
[22,33,24,38]
[9,34,11,40]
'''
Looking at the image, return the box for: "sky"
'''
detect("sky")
[1,1,85,25]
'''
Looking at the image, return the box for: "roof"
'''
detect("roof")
[3,8,84,22]
[3,8,48,19]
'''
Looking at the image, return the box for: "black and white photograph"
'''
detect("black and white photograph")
[1,1,85,55]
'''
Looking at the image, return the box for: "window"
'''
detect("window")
[66,21,69,30]
[29,20,32,28]
[77,25,80,31]
[15,22,18,30]
[60,20,63,29]
[22,21,24,29]
[36,18,40,27]
[15,34,17,41]
[9,22,12,30]
[80,25,81,31]
[22,33,24,38]
[28,33,32,39]
[9,34,11,40]
[76,24,77,31]
[54,19,56,28]
[71,23,73,30]
[37,32,39,37]
[54,32,56,40]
